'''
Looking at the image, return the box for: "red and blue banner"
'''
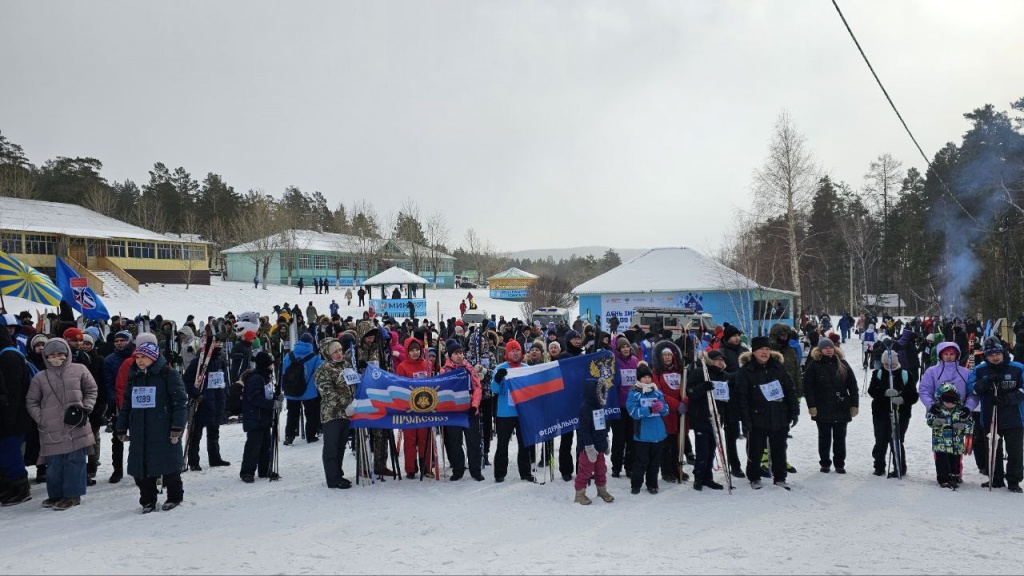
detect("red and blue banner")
[55,257,110,321]
[350,365,472,430]
[505,350,617,447]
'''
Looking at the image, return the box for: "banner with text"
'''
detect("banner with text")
[369,298,426,317]
[350,365,471,430]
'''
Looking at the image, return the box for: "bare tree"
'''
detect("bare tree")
[178,212,202,289]
[131,193,167,233]
[231,193,279,289]
[519,275,575,319]
[753,112,818,316]
[425,212,451,287]
[863,153,904,292]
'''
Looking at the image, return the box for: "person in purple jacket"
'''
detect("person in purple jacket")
[610,336,639,478]
[918,341,985,475]
[918,342,977,412]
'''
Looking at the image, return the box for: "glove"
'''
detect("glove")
[890,396,905,405]
[650,400,665,414]
[789,415,799,428]
[952,422,967,431]
[808,407,817,418]
[169,429,183,445]
[357,360,368,372]
[468,406,478,416]
[932,417,949,427]
[849,406,859,417]
[677,402,687,415]
[493,368,508,383]
[345,404,356,417]
[884,389,900,398]
[584,445,598,463]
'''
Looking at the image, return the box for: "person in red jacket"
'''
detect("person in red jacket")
[440,338,483,481]
[395,338,433,478]
[653,340,689,483]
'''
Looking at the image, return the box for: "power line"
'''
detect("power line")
[831,0,985,229]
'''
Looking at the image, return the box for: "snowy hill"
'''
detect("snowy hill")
[508,246,645,263]
[1,291,1021,574]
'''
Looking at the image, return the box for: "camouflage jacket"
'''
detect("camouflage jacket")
[314,337,355,423]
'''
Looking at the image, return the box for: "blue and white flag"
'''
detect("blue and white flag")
[55,257,110,321]
[350,365,471,430]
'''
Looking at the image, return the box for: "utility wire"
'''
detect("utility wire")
[831,0,986,229]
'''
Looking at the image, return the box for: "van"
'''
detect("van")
[632,307,714,337]
[532,307,570,328]
[461,309,489,325]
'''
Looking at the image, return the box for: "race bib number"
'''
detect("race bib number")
[282,341,291,351]
[207,372,226,389]
[264,381,274,400]
[760,380,784,402]
[620,369,637,388]
[481,358,491,368]
[343,368,361,385]
[663,373,681,390]
[413,371,430,379]
[593,409,607,431]
[132,386,156,409]
[640,398,654,408]
[712,381,730,401]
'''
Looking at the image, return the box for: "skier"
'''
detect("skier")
[803,338,859,474]
[610,336,638,479]
[736,336,799,490]
[281,333,323,446]
[440,338,484,482]
[925,383,974,488]
[574,365,615,504]
[626,361,668,494]
[867,349,917,477]
[491,340,534,482]
[115,342,187,513]
[967,338,1024,492]
[685,349,727,491]
[239,351,281,483]
[652,339,687,483]
[313,336,356,490]
[182,333,231,470]
[395,338,433,478]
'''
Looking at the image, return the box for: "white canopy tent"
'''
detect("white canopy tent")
[362,266,430,298]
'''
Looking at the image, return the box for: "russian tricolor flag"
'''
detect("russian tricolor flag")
[506,361,565,405]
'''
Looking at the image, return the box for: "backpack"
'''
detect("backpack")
[2,346,38,380]
[281,351,316,397]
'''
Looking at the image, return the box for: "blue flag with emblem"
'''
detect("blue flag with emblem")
[350,364,472,430]
[504,349,616,447]
[55,257,110,321]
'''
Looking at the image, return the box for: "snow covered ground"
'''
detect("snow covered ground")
[2,287,1022,574]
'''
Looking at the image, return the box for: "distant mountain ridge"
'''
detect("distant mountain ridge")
[508,246,646,263]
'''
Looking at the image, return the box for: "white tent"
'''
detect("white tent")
[573,247,759,295]
[362,266,429,286]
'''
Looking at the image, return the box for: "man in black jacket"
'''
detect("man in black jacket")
[736,336,800,490]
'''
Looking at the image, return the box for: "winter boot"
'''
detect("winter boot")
[109,468,123,484]
[596,485,614,503]
[52,496,81,511]
[574,489,592,505]
[33,466,46,484]
[1,479,32,506]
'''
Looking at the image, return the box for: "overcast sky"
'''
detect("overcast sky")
[2,1,1022,254]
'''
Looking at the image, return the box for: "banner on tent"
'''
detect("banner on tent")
[369,298,426,317]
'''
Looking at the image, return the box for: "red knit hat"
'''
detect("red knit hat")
[243,330,257,343]
[63,327,84,342]
[506,340,522,353]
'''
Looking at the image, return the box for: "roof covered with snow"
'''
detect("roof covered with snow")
[222,229,453,259]
[0,197,197,243]
[573,246,773,295]
[488,267,539,280]
[362,266,429,286]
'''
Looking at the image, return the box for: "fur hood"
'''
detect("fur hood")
[739,350,785,367]
[810,346,846,362]
[652,340,682,373]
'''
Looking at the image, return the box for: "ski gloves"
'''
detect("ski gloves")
[790,415,799,429]
[493,368,507,384]
[584,445,599,463]
[170,428,183,444]
[650,400,665,414]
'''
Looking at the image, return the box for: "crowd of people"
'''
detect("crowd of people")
[1,302,1022,515]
